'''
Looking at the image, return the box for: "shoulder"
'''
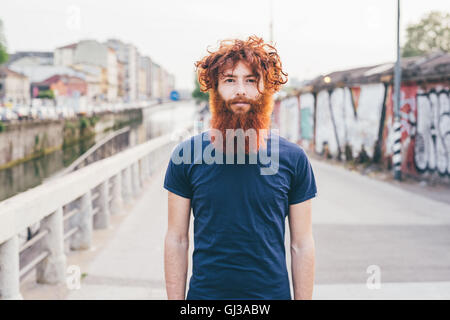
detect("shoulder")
[268,132,312,175]
[170,131,208,163]
[172,131,205,150]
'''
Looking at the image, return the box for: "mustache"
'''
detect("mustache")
[227,97,256,105]
[224,96,261,114]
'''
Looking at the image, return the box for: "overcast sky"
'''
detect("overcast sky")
[2,0,449,91]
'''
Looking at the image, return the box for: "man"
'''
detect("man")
[164,36,317,300]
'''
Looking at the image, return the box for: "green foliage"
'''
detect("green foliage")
[64,121,77,137]
[192,76,209,104]
[79,117,90,130]
[89,115,99,127]
[402,11,450,58]
[0,45,7,65]
[0,19,8,65]
[0,121,4,133]
[37,89,55,99]
[65,121,76,130]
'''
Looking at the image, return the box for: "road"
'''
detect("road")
[20,148,450,299]
[304,156,450,299]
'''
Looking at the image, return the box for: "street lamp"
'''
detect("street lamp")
[269,0,273,43]
[392,0,402,181]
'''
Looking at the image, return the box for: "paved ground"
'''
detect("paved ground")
[20,151,450,300]
[65,161,172,300]
[307,157,450,299]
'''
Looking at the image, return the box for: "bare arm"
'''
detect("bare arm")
[164,191,191,300]
[288,199,315,300]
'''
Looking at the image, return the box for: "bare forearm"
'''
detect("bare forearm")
[164,235,189,300]
[291,243,315,300]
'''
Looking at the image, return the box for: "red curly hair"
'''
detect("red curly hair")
[195,35,288,94]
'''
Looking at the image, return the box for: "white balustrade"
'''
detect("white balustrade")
[0,127,186,299]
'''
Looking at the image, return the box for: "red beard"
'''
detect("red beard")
[209,90,274,154]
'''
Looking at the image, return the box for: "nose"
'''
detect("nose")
[235,80,246,97]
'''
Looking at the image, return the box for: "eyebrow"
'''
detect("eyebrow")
[222,73,257,78]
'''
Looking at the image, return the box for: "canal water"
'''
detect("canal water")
[0,101,198,202]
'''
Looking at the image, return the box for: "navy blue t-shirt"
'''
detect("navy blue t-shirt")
[163,129,317,300]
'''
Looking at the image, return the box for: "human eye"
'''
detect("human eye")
[247,78,256,83]
[225,78,234,83]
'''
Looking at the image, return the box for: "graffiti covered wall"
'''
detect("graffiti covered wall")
[313,83,386,159]
[384,84,450,177]
[299,93,315,149]
[415,88,450,176]
[278,81,450,182]
[278,96,300,142]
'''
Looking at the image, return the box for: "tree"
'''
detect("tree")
[37,89,55,99]
[402,11,450,58]
[192,75,209,104]
[0,19,8,64]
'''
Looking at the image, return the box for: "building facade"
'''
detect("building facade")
[106,39,138,102]
[0,67,30,105]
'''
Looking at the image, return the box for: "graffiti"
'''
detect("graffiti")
[315,90,336,155]
[414,89,450,176]
[271,100,281,131]
[384,85,419,175]
[279,97,300,142]
[299,93,314,142]
[350,87,361,118]
[314,84,386,158]
[277,82,449,180]
[379,84,449,178]
[399,86,418,140]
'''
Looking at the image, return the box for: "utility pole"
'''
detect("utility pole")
[392,0,402,181]
[269,0,273,43]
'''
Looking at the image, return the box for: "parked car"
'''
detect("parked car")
[36,106,49,120]
[56,106,66,119]
[66,107,76,119]
[46,106,58,120]
[0,107,19,121]
[12,105,30,120]
[28,107,39,120]
[57,106,76,119]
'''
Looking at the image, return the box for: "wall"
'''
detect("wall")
[279,96,300,142]
[0,109,143,169]
[0,121,64,167]
[276,81,450,183]
[383,84,450,178]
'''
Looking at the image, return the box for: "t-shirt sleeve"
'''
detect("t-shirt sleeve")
[288,149,318,205]
[163,145,193,199]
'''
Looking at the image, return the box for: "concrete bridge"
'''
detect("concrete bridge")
[1,120,450,300]
[0,126,183,299]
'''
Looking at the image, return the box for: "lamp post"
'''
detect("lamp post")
[269,0,273,43]
[392,0,402,181]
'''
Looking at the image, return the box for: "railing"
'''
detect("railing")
[47,126,131,181]
[0,128,186,299]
